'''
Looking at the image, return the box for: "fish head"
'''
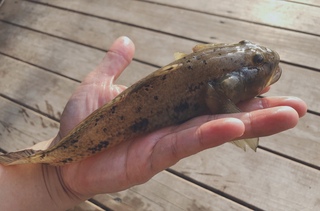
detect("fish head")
[218,40,282,103]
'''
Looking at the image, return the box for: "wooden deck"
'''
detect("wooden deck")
[0,0,319,210]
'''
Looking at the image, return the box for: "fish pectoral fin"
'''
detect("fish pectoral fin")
[231,138,259,152]
[205,82,259,152]
[205,82,240,113]
[174,52,187,60]
[0,149,39,165]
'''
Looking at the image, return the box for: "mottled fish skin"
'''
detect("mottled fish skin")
[0,40,281,166]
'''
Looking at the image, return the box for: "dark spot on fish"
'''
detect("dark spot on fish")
[187,60,191,63]
[103,128,107,133]
[136,106,142,113]
[88,141,110,154]
[161,75,167,80]
[40,153,45,159]
[174,101,189,113]
[154,96,159,100]
[61,158,73,164]
[203,60,207,65]
[188,82,204,92]
[193,103,200,111]
[130,118,149,132]
[111,106,117,114]
[188,65,193,70]
[120,115,124,120]
[218,53,222,56]
[71,139,78,144]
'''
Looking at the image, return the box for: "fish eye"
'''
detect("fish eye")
[253,53,264,64]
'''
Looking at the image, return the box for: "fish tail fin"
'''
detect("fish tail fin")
[231,138,259,152]
[0,149,40,165]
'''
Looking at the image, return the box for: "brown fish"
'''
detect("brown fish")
[0,40,281,166]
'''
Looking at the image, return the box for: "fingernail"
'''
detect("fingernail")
[121,36,131,46]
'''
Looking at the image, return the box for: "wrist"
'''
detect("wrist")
[0,163,83,211]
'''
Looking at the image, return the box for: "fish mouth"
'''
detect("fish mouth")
[267,65,282,86]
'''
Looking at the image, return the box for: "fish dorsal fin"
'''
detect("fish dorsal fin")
[192,43,229,52]
[192,43,215,52]
[174,52,187,60]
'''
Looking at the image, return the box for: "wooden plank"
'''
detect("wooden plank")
[260,112,320,167]
[264,63,320,113]
[0,3,319,113]
[0,23,156,117]
[142,0,320,35]
[171,145,320,210]
[0,94,58,151]
[0,54,76,120]
[68,201,104,211]
[0,23,155,85]
[24,0,320,69]
[92,195,134,211]
[0,0,196,67]
[99,171,250,211]
[284,0,320,7]
[0,97,247,210]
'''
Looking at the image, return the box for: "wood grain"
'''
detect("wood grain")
[24,0,320,69]
[172,145,320,210]
[142,0,320,35]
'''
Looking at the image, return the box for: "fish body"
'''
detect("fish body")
[0,40,281,166]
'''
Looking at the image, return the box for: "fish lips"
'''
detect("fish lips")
[268,65,282,86]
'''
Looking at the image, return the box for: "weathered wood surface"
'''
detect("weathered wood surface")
[0,0,319,210]
[28,0,320,69]
[142,0,320,35]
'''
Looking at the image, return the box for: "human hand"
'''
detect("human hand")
[0,36,306,211]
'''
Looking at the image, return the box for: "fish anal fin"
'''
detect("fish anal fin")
[231,140,247,151]
[231,138,259,152]
[244,138,259,151]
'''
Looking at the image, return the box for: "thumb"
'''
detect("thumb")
[83,36,135,86]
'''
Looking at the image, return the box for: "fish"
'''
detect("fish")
[0,40,282,166]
